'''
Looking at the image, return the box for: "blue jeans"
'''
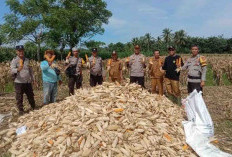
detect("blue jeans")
[43,82,58,105]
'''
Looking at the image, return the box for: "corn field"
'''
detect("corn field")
[0,55,232,93]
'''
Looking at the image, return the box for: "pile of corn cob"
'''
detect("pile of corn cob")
[0,82,195,156]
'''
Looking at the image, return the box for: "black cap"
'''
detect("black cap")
[16,45,24,50]
[168,46,175,50]
[92,48,98,52]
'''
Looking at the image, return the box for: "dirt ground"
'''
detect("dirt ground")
[0,84,232,155]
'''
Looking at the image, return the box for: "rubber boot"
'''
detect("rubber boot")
[167,94,175,103]
[177,97,182,106]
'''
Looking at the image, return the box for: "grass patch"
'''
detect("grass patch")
[206,65,217,86]
[4,82,14,93]
[222,73,232,86]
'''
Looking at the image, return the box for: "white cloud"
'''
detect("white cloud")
[174,0,209,18]
[138,5,168,19]
[107,17,127,29]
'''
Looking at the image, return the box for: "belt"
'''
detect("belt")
[188,75,201,79]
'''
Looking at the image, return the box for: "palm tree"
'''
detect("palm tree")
[144,33,152,51]
[174,30,187,48]
[162,28,172,45]
[131,37,140,46]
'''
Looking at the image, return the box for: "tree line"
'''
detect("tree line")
[0,0,231,62]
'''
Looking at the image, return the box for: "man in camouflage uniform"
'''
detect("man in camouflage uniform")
[88,48,104,87]
[107,51,122,83]
[126,45,146,88]
[10,45,36,115]
[65,48,85,95]
[179,45,207,93]
[148,50,165,95]
[162,46,184,106]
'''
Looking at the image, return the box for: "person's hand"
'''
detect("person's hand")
[200,81,205,87]
[59,80,62,86]
[17,66,23,72]
[160,67,165,73]
[107,66,110,72]
[48,61,53,66]
[175,67,181,73]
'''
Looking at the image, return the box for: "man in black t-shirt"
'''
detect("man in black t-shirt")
[162,46,184,106]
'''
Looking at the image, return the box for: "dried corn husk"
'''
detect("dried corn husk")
[1,82,196,156]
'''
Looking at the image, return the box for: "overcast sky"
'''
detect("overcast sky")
[1,0,232,45]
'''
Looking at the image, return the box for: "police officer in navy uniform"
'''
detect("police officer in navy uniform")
[10,45,36,115]
[179,45,207,93]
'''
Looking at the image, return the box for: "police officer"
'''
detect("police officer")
[88,48,104,87]
[148,50,165,95]
[10,45,36,115]
[179,45,207,93]
[107,51,122,83]
[126,45,146,88]
[65,48,85,95]
[162,46,184,106]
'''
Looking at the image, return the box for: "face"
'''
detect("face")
[112,54,117,60]
[154,51,160,58]
[16,49,24,58]
[92,52,97,57]
[168,49,175,56]
[46,53,53,59]
[134,48,140,54]
[73,50,78,56]
[191,46,199,56]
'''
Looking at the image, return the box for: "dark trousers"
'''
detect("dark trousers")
[15,83,35,112]
[68,75,83,95]
[130,76,145,88]
[187,82,202,94]
[90,74,103,87]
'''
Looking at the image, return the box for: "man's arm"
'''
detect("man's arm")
[10,59,18,74]
[181,59,188,71]
[162,57,167,70]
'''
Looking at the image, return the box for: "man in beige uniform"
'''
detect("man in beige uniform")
[126,45,146,88]
[88,48,104,87]
[10,45,36,115]
[107,51,122,83]
[148,50,165,95]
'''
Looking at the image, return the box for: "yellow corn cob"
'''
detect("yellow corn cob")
[67,52,71,58]
[82,58,85,65]
[182,144,189,150]
[163,133,172,141]
[108,59,112,66]
[48,140,54,145]
[126,57,130,62]
[85,54,89,62]
[114,108,124,112]
[19,59,23,67]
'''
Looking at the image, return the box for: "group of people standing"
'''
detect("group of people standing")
[10,44,207,115]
